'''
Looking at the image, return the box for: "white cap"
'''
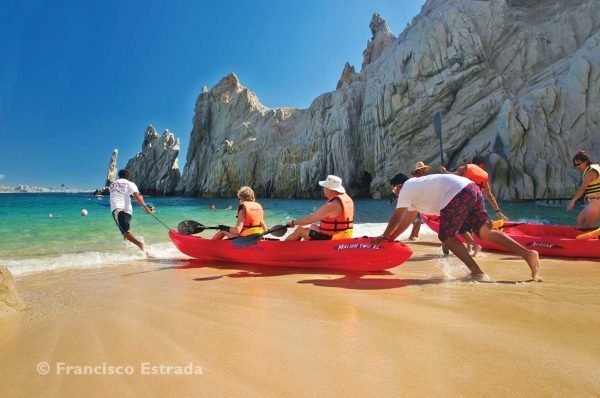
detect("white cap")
[318,175,346,194]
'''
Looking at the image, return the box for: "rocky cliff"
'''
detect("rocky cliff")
[125,125,181,195]
[178,0,600,199]
[0,267,25,315]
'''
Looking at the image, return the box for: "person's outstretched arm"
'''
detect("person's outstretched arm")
[439,165,465,176]
[288,200,341,227]
[483,184,508,221]
[133,192,153,214]
[568,169,597,210]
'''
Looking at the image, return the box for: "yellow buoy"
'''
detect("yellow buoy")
[492,219,504,230]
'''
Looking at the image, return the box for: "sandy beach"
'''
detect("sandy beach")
[1,238,599,397]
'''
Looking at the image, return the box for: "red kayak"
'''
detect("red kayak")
[168,230,413,271]
[422,215,600,258]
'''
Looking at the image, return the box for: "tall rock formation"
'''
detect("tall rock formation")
[125,125,181,195]
[362,13,395,69]
[93,148,119,195]
[179,1,600,199]
[105,148,118,187]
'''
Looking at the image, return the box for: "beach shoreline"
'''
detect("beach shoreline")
[1,238,599,396]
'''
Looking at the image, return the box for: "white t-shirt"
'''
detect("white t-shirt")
[109,178,140,214]
[396,174,472,215]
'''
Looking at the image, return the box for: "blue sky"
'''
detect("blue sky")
[0,0,425,189]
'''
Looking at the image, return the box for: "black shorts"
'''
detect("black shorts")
[308,230,332,241]
[112,210,132,235]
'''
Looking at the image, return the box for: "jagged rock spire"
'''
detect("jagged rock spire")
[104,148,118,187]
[362,13,395,69]
[125,125,181,195]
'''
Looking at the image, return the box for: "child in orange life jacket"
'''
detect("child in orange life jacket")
[439,155,508,256]
[211,186,267,240]
[285,175,354,241]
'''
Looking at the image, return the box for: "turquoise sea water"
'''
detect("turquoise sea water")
[0,193,584,274]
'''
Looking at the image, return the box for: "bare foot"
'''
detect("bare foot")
[525,250,542,282]
[139,243,152,258]
[408,236,418,241]
[470,272,490,282]
[442,246,450,256]
[472,244,482,257]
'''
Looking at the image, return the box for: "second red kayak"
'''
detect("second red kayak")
[169,230,413,271]
[422,215,600,258]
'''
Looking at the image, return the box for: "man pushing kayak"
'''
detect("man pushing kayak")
[372,173,542,282]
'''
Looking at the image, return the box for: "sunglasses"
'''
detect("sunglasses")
[573,161,583,167]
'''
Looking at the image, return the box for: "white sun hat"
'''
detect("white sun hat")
[318,175,346,193]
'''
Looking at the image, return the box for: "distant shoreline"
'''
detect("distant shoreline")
[0,190,91,194]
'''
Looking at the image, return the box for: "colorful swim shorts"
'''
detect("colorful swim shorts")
[438,183,491,241]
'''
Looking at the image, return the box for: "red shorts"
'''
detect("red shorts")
[438,183,491,241]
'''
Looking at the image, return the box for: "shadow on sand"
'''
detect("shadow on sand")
[122,258,536,289]
[297,276,447,290]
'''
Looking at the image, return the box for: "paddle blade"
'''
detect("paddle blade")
[177,220,205,235]
[269,225,288,237]
[433,111,442,139]
[232,233,263,248]
[232,225,287,247]
[433,111,444,166]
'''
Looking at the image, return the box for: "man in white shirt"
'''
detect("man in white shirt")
[109,169,154,254]
[373,173,541,282]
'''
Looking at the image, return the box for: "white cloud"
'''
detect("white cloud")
[0,174,5,180]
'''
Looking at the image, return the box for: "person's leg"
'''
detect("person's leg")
[409,213,422,240]
[409,222,421,240]
[478,224,541,281]
[124,231,146,253]
[578,201,600,228]
[461,231,481,256]
[285,226,311,241]
[115,211,147,254]
[442,236,485,278]
[588,201,600,227]
[439,184,486,278]
[211,231,226,240]
[576,204,589,228]
[462,231,473,252]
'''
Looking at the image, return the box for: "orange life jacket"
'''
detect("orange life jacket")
[237,202,265,235]
[464,164,488,189]
[319,193,354,239]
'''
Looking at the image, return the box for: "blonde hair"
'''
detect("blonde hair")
[237,186,255,201]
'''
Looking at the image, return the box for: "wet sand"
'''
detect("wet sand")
[1,238,599,397]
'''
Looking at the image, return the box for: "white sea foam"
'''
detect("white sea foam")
[5,242,187,276]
